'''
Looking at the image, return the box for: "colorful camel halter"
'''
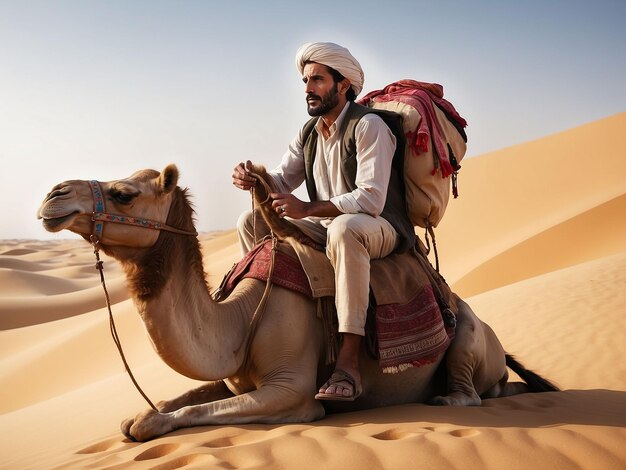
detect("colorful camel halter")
[88,180,197,244]
[87,179,196,415]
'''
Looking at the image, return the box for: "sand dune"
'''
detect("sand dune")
[1,113,625,469]
[453,193,626,296]
[435,112,626,286]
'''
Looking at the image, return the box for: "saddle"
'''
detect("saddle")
[214,237,457,373]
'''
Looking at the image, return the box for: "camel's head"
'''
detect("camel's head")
[38,164,185,249]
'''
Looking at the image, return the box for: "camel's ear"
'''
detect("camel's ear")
[159,164,179,194]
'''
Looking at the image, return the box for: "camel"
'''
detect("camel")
[38,164,558,442]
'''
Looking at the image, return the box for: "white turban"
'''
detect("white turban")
[295,42,365,96]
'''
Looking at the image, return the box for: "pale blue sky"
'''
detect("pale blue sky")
[1,0,624,239]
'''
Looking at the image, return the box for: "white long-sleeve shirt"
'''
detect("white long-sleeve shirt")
[268,102,396,225]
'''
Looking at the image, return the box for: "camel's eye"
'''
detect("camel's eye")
[112,190,138,205]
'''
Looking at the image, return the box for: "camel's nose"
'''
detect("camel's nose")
[44,184,72,204]
[38,183,80,220]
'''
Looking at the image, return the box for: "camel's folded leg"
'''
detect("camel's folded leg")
[155,380,234,413]
[429,299,506,406]
[121,380,234,440]
[122,384,325,441]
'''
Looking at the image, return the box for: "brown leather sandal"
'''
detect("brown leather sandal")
[314,369,362,402]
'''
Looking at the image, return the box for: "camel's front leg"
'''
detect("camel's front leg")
[124,384,325,441]
[156,380,234,412]
[121,380,234,440]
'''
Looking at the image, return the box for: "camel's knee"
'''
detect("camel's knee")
[295,396,326,422]
[275,379,326,421]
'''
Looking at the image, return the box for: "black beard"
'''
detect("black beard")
[306,84,339,117]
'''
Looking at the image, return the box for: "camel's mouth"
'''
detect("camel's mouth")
[38,184,87,233]
[39,212,80,232]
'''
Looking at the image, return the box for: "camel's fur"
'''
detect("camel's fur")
[38,165,557,441]
[248,165,324,250]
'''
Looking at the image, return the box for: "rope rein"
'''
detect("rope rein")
[91,238,159,412]
[235,234,278,362]
[235,179,278,361]
[249,171,274,247]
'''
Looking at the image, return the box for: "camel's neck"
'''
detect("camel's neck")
[121,233,260,381]
[112,190,259,380]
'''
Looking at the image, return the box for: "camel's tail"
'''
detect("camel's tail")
[506,354,559,392]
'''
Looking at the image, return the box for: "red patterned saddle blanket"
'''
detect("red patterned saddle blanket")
[215,239,456,373]
[215,240,313,298]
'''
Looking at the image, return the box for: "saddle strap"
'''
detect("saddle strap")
[413,241,457,328]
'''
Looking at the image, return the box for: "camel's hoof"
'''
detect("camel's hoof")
[428,393,482,407]
[428,395,452,406]
[120,409,175,442]
[120,418,137,442]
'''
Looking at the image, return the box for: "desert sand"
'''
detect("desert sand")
[1,112,625,469]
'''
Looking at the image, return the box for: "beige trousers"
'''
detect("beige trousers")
[237,210,398,336]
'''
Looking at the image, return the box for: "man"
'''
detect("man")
[232,42,414,401]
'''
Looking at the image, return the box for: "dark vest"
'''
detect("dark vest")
[301,102,415,252]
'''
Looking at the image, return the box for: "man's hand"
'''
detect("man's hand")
[271,193,342,219]
[271,193,308,219]
[232,160,257,190]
